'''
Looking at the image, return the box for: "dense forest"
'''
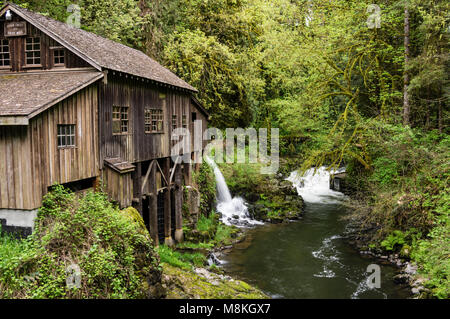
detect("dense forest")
[1,0,448,298]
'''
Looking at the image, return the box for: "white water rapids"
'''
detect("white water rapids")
[286,167,346,204]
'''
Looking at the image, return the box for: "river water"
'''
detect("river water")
[221,168,411,299]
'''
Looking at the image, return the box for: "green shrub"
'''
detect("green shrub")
[411,218,450,299]
[381,230,406,251]
[0,185,163,299]
[197,212,217,233]
[194,160,216,216]
[371,157,399,186]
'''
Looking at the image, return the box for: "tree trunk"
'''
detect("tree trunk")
[403,3,410,126]
[425,87,431,130]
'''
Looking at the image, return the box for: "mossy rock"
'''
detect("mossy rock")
[121,207,149,237]
[162,264,268,299]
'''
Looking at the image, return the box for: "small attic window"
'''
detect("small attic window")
[25,37,41,66]
[53,48,65,66]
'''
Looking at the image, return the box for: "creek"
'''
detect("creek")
[206,160,411,299]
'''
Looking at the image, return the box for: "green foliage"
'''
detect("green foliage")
[219,160,267,195]
[194,160,216,216]
[411,218,450,299]
[196,213,216,234]
[381,229,421,251]
[175,242,214,250]
[156,245,206,270]
[370,157,399,187]
[0,185,162,299]
[213,223,240,247]
[347,123,449,298]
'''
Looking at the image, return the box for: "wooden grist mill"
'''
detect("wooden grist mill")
[0,3,208,244]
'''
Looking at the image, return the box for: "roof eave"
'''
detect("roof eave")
[105,68,198,93]
[191,96,210,118]
[0,116,28,126]
[27,72,104,120]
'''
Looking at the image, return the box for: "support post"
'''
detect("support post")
[183,159,192,186]
[174,163,184,243]
[134,162,143,215]
[149,162,158,245]
[163,157,174,246]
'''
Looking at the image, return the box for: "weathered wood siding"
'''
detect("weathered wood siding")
[102,167,133,208]
[99,74,207,165]
[29,84,99,207]
[0,14,90,73]
[0,126,33,209]
[0,84,99,210]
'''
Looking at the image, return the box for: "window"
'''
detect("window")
[53,48,65,66]
[191,112,197,122]
[182,114,187,129]
[57,125,76,148]
[26,37,41,65]
[145,109,164,133]
[112,106,129,134]
[0,39,10,67]
[172,114,177,130]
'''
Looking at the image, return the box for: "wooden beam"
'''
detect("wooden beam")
[133,162,143,215]
[163,157,174,246]
[169,156,181,184]
[183,160,192,186]
[141,160,155,194]
[156,160,169,187]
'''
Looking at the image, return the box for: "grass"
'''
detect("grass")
[197,213,217,233]
[0,230,28,261]
[156,245,207,270]
[176,242,214,250]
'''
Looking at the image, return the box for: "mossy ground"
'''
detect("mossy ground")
[162,264,268,299]
[159,208,265,298]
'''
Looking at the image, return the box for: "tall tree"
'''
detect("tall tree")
[403,0,410,126]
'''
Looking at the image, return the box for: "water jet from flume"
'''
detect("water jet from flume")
[205,156,263,226]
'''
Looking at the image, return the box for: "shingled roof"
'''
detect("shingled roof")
[4,3,197,92]
[0,71,103,124]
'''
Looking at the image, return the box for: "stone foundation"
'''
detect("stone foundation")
[0,209,37,237]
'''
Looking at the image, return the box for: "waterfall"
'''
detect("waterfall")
[205,156,263,226]
[286,167,345,204]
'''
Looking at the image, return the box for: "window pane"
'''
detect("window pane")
[112,120,121,134]
[57,125,76,148]
[25,37,40,65]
